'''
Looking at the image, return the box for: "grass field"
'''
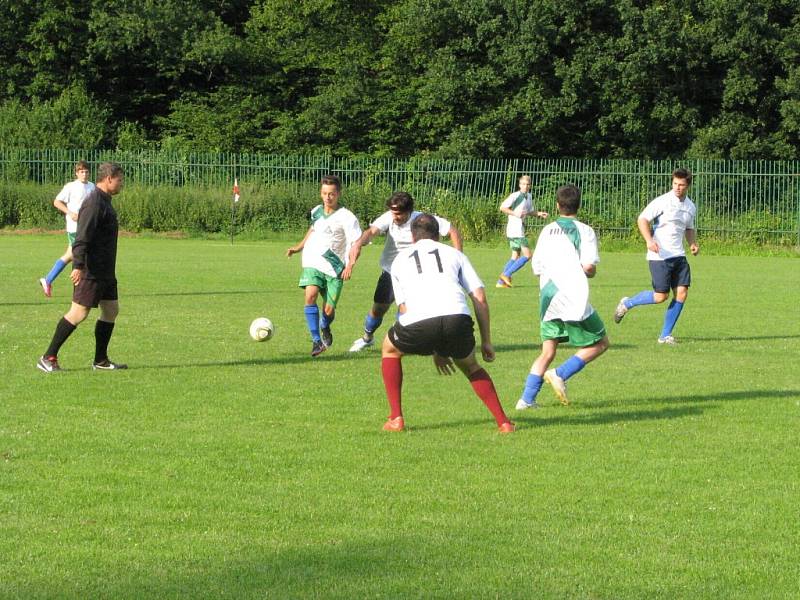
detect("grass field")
[2,233,799,599]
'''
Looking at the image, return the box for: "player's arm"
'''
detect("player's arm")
[53,198,77,222]
[346,225,380,269]
[637,215,659,253]
[468,287,495,362]
[685,227,699,255]
[446,224,463,252]
[286,227,313,258]
[71,199,100,285]
[582,264,597,278]
[341,219,365,280]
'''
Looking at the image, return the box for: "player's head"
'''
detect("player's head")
[555,184,581,216]
[75,160,90,183]
[518,175,531,193]
[411,213,440,242]
[96,162,124,195]
[671,168,692,199]
[386,191,414,224]
[320,174,341,208]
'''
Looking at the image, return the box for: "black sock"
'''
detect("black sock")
[45,317,77,358]
[94,320,115,363]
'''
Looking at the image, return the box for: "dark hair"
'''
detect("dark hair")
[672,168,692,185]
[556,184,581,215]
[386,191,414,212]
[320,174,341,191]
[97,162,123,180]
[410,213,440,241]
[75,160,90,172]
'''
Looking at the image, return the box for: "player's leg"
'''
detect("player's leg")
[299,269,326,355]
[40,236,74,296]
[38,299,92,372]
[92,284,125,369]
[544,313,608,405]
[319,275,343,349]
[517,338,558,409]
[497,243,520,287]
[505,241,532,279]
[659,258,691,343]
[351,272,393,351]
[380,333,405,431]
[444,316,513,431]
[614,260,670,322]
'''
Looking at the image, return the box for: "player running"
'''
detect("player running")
[343,191,461,352]
[516,184,609,409]
[287,175,362,357]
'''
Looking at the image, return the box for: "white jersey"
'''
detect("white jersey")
[301,204,362,277]
[501,191,533,238]
[56,180,95,233]
[371,210,452,273]
[639,191,696,261]
[390,239,483,326]
[532,217,599,322]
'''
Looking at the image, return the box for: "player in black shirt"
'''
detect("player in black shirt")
[37,162,127,372]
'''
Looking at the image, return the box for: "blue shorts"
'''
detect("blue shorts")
[649,257,691,293]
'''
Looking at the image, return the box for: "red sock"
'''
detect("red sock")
[381,357,403,419]
[468,368,509,426]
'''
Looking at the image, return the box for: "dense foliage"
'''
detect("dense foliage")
[1,0,799,159]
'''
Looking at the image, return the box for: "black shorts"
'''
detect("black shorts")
[373,270,395,305]
[72,277,118,308]
[388,314,475,359]
[649,257,691,293]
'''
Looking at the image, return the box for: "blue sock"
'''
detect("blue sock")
[520,373,544,404]
[320,310,335,330]
[555,355,586,381]
[501,259,515,275]
[506,256,529,276]
[364,313,382,335]
[625,290,656,308]
[304,305,321,341]
[660,300,684,338]
[45,259,67,284]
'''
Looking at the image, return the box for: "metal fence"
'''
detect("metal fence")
[1,148,798,244]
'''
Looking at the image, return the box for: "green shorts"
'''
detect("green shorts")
[67,232,76,246]
[508,237,530,251]
[540,310,606,347]
[299,268,344,308]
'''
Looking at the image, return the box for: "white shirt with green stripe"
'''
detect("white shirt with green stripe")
[501,191,533,238]
[301,204,362,277]
[532,217,599,322]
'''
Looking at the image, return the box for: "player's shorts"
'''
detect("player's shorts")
[508,237,530,251]
[649,256,691,293]
[540,310,606,347]
[388,314,475,359]
[299,267,344,308]
[72,277,118,308]
[373,270,394,305]
[67,232,76,246]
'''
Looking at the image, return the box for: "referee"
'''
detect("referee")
[37,162,127,372]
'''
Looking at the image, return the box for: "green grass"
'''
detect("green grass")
[2,234,799,599]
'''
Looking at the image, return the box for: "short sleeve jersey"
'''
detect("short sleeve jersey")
[532,217,599,322]
[639,191,696,261]
[390,239,483,326]
[501,191,533,238]
[57,180,95,233]
[371,211,452,273]
[301,205,362,277]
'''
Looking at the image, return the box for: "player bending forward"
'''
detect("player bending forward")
[380,213,514,433]
[517,184,609,409]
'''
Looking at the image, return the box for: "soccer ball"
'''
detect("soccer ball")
[249,317,274,342]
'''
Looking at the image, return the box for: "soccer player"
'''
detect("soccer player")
[343,191,462,352]
[380,213,514,433]
[39,160,95,297]
[286,175,362,357]
[613,168,699,345]
[516,184,609,409]
[495,175,548,288]
[37,162,127,373]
